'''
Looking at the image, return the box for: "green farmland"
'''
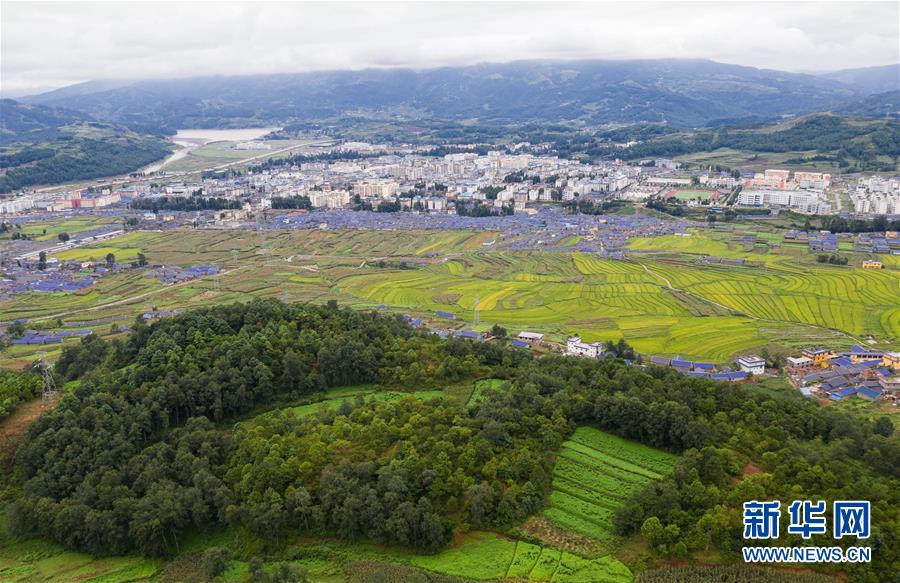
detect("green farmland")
[3,226,898,366]
[544,428,679,540]
[411,532,632,582]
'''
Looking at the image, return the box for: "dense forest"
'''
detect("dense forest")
[5,300,898,582]
[0,100,172,192]
[0,135,171,193]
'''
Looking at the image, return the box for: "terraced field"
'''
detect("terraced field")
[5,227,897,364]
[544,428,679,540]
[410,532,633,582]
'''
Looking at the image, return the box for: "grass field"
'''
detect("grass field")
[283,386,444,417]
[672,190,714,201]
[0,533,160,582]
[544,428,679,541]
[467,378,507,408]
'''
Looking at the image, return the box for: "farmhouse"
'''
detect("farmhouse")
[735,356,766,376]
[878,375,900,392]
[786,356,814,376]
[861,260,883,269]
[884,352,900,371]
[802,347,835,367]
[566,335,604,358]
[838,345,881,361]
[456,329,483,343]
[517,331,544,346]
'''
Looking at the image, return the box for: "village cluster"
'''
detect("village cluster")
[396,314,900,406]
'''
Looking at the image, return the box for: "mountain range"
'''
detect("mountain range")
[19,59,898,132]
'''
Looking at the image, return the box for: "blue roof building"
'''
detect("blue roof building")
[858,387,883,400]
[712,371,748,382]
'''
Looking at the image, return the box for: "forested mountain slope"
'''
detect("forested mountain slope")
[0,99,171,192]
[24,59,860,131]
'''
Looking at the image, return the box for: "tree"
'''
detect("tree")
[202,546,231,580]
[490,324,507,338]
[136,253,148,267]
[6,320,25,338]
[38,251,47,270]
[641,516,665,547]
[58,232,70,242]
[282,351,303,394]
[105,252,116,267]
[271,562,308,583]
[874,417,894,438]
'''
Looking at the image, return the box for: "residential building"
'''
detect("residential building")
[566,335,603,358]
[517,331,544,346]
[735,355,766,376]
[786,356,814,376]
[802,348,834,367]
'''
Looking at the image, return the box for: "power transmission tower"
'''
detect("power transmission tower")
[231,249,239,268]
[473,294,479,325]
[38,352,58,406]
[256,212,270,262]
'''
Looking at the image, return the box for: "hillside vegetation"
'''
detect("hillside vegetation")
[3,300,897,583]
[613,114,899,171]
[0,100,171,192]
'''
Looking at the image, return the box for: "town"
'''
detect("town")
[2,140,898,221]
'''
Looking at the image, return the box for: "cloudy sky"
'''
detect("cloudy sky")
[2,1,898,95]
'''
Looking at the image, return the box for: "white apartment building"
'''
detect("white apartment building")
[354,181,399,198]
[0,196,35,214]
[309,190,350,209]
[738,189,831,213]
